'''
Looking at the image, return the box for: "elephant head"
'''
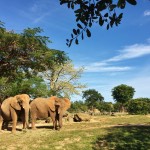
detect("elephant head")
[48,96,71,114]
[10,94,30,128]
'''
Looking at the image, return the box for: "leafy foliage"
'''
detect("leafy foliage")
[82,89,104,109]
[42,60,86,98]
[112,84,135,104]
[127,98,150,115]
[97,102,114,112]
[69,100,88,112]
[0,22,68,101]
[60,0,137,46]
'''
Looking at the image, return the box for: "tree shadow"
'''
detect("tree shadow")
[92,125,150,150]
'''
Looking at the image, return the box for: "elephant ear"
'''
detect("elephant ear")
[63,98,71,111]
[47,96,57,112]
[59,98,71,114]
[10,96,21,110]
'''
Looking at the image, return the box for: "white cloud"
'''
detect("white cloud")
[85,66,131,72]
[20,0,58,24]
[33,12,50,23]
[144,10,150,16]
[107,44,150,62]
[83,43,150,73]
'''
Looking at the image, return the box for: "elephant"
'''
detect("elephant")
[30,96,71,130]
[0,94,30,133]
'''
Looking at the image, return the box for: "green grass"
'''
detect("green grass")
[0,115,150,150]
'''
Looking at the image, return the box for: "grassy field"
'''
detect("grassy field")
[0,114,150,150]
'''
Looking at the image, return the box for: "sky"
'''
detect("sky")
[0,0,150,102]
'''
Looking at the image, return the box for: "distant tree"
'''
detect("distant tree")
[43,60,86,98]
[112,84,135,112]
[82,89,104,109]
[69,100,88,113]
[98,102,114,113]
[127,98,150,115]
[113,102,122,112]
[60,0,137,46]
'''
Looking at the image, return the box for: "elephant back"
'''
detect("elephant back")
[30,98,49,112]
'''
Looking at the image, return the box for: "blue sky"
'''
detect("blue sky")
[1,0,150,102]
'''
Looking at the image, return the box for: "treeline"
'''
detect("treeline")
[70,98,150,115]
[69,88,150,115]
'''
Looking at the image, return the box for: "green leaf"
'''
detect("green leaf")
[77,23,83,29]
[75,38,79,44]
[104,13,108,17]
[126,0,137,5]
[107,24,109,30]
[118,13,123,19]
[109,4,117,11]
[81,33,84,40]
[99,16,104,26]
[73,29,77,35]
[86,29,91,37]
[71,2,74,9]
[71,34,73,38]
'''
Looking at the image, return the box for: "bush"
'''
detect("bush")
[127,98,150,115]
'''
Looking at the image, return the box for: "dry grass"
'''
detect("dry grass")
[0,114,150,150]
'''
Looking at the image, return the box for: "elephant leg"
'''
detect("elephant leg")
[0,117,3,131]
[11,111,17,133]
[21,115,26,129]
[31,114,37,130]
[50,112,56,130]
[2,120,9,130]
[58,114,63,130]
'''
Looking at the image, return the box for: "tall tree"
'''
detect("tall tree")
[0,22,68,101]
[82,89,104,109]
[112,84,135,112]
[59,0,137,46]
[43,60,86,98]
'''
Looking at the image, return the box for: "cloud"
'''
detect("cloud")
[85,66,131,72]
[20,0,58,24]
[106,44,150,62]
[83,43,150,73]
[33,12,50,23]
[144,10,150,16]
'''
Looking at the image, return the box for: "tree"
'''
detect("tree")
[82,89,104,109]
[43,60,86,98]
[0,23,67,80]
[69,100,88,112]
[59,0,137,46]
[112,84,135,112]
[98,102,114,113]
[0,22,68,101]
[127,98,150,115]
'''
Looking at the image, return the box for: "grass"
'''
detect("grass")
[0,114,150,150]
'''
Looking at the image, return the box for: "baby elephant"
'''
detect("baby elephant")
[30,96,71,130]
[0,94,30,133]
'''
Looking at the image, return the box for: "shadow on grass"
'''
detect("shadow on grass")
[92,125,150,150]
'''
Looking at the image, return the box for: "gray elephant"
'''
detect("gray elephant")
[30,96,71,130]
[0,94,30,133]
